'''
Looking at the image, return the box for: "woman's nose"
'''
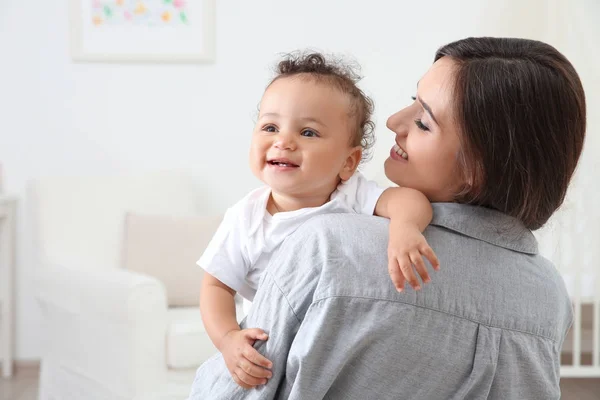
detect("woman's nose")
[386,109,409,136]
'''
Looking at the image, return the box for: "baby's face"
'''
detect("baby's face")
[250,76,360,200]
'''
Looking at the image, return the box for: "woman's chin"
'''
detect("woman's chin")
[384,158,403,186]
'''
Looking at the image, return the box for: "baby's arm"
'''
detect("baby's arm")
[200,274,273,389]
[374,187,440,291]
[375,187,432,230]
[200,274,242,349]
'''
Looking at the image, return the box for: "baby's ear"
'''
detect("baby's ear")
[339,146,362,181]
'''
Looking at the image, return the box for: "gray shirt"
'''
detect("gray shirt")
[189,203,573,400]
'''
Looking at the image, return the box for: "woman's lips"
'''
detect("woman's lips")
[391,144,408,160]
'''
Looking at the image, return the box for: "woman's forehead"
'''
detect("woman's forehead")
[418,57,457,121]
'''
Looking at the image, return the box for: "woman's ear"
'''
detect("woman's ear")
[339,146,362,181]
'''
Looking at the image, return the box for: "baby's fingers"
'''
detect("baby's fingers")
[397,254,421,290]
[243,328,269,342]
[243,346,272,370]
[232,372,254,389]
[388,257,406,292]
[233,368,265,388]
[409,251,430,285]
[239,355,272,380]
[421,245,440,271]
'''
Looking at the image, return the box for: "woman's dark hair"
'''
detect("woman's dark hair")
[269,51,375,164]
[436,37,586,230]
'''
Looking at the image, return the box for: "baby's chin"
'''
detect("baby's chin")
[264,181,304,196]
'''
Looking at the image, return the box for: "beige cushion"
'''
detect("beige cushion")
[122,213,222,307]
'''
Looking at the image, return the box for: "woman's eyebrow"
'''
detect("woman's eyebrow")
[419,97,439,125]
[416,81,439,125]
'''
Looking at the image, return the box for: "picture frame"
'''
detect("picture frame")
[69,0,215,63]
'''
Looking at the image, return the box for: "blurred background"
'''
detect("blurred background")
[0,0,598,399]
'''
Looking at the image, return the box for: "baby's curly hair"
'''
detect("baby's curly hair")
[269,51,375,164]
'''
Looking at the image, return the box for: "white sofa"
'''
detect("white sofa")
[31,171,226,400]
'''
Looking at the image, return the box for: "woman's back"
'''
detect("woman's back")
[190,204,572,399]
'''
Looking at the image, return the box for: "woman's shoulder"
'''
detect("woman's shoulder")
[430,203,538,254]
[426,204,572,340]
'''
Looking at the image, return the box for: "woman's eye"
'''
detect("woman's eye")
[414,119,430,132]
[301,129,319,137]
[263,124,277,133]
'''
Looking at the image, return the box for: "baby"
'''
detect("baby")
[198,52,439,389]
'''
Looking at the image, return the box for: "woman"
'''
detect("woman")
[189,37,586,400]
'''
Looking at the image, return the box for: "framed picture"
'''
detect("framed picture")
[70,0,215,63]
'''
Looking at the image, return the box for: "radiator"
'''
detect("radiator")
[560,272,600,377]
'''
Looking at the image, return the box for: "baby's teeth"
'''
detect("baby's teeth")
[401,152,408,159]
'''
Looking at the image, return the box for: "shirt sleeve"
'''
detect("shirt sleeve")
[332,172,386,215]
[197,206,254,300]
[187,270,301,400]
[187,215,325,400]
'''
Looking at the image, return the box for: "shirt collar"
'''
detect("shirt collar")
[431,203,538,254]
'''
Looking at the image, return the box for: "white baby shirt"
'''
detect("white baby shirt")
[197,172,385,301]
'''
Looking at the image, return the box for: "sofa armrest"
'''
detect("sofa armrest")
[36,264,167,319]
[35,265,169,399]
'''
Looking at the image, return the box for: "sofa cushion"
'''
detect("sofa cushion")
[166,307,218,369]
[122,212,222,307]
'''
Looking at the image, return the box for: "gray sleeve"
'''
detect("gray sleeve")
[187,215,334,399]
[187,270,303,400]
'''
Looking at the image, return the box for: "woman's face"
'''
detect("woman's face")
[384,56,464,202]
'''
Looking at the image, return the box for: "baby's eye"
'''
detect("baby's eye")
[301,129,319,137]
[262,124,278,133]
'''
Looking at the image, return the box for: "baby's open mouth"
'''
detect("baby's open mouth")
[267,158,299,168]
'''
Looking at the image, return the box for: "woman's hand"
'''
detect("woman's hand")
[387,221,440,291]
[220,328,273,389]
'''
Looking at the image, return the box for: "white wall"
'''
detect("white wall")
[0,0,595,360]
[531,0,600,300]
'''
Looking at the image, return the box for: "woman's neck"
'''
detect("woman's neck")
[267,191,330,215]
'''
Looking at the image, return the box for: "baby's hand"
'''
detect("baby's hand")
[220,328,273,389]
[387,221,440,292]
